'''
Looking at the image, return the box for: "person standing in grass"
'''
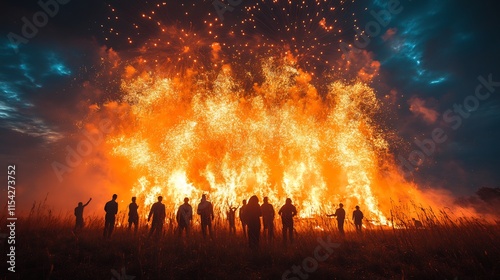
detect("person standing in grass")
[197,194,214,239]
[74,197,91,232]
[239,199,248,237]
[246,195,262,249]
[104,194,118,238]
[352,205,364,233]
[128,197,139,234]
[278,198,297,244]
[327,203,346,235]
[261,196,275,242]
[227,205,238,235]
[148,196,166,237]
[176,197,193,237]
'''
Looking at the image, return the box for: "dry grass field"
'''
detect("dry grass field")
[1,203,499,280]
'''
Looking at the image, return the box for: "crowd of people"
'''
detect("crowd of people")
[73,194,365,248]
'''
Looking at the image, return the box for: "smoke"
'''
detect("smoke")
[408,96,439,124]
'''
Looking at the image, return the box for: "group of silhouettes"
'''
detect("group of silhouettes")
[326,203,365,234]
[73,194,364,248]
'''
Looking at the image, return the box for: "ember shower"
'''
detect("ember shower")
[88,0,457,222]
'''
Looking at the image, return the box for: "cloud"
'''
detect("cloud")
[382,28,397,41]
[408,96,439,124]
[337,50,380,83]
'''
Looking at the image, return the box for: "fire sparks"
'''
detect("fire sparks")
[98,55,404,223]
[87,0,464,225]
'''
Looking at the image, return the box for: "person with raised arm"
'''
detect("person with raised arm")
[74,197,92,232]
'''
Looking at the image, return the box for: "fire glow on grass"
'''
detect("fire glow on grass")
[94,54,431,225]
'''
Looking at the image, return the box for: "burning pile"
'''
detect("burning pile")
[86,54,435,224]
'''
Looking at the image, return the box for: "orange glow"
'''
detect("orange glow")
[89,54,463,225]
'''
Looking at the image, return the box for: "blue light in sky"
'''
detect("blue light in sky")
[48,53,71,76]
[0,82,19,100]
[51,63,71,76]
[429,77,446,84]
[379,2,451,86]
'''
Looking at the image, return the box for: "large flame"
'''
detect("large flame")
[93,54,446,223]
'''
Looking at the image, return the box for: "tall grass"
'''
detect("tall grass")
[1,203,499,280]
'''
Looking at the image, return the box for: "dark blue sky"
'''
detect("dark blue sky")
[1,0,500,211]
[369,0,500,192]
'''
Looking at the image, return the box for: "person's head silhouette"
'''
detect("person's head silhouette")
[158,196,163,202]
[184,197,189,203]
[132,197,136,202]
[112,194,117,200]
[249,195,259,205]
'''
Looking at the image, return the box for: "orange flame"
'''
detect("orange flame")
[96,55,451,224]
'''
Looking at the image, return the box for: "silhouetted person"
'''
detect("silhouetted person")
[278,198,297,244]
[176,197,193,236]
[227,205,238,234]
[246,195,262,249]
[128,197,139,233]
[261,196,275,242]
[104,194,118,238]
[197,194,214,239]
[352,205,364,233]
[327,203,345,235]
[412,218,423,228]
[239,199,248,237]
[148,196,166,237]
[74,198,91,232]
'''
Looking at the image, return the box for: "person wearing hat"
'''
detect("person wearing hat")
[352,205,364,233]
[327,203,346,235]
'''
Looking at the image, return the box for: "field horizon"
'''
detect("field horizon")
[1,204,499,280]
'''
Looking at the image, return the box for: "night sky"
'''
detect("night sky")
[1,0,500,213]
